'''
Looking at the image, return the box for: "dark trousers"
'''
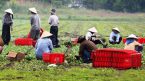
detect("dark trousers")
[30,28,40,40]
[50,26,59,46]
[109,36,122,44]
[82,50,91,63]
[2,24,11,45]
[135,45,143,52]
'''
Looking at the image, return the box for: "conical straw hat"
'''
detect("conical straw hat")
[126,34,138,39]
[88,27,97,33]
[29,7,37,14]
[112,27,120,33]
[5,8,13,14]
[41,31,52,38]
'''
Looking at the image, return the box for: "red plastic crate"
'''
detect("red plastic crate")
[131,53,142,68]
[15,38,33,46]
[93,62,112,67]
[91,50,112,62]
[42,53,64,64]
[92,48,142,69]
[112,53,141,69]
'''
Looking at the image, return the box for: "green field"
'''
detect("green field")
[0,7,145,81]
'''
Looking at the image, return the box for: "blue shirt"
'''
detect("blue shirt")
[109,32,121,42]
[35,38,53,59]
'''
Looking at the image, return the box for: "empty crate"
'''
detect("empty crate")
[15,38,33,46]
[42,53,64,64]
[91,48,142,69]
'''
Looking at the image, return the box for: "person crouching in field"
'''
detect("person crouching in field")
[48,9,60,48]
[109,27,122,44]
[29,7,41,40]
[2,9,13,45]
[86,27,107,48]
[35,31,53,60]
[76,36,97,63]
[124,34,143,52]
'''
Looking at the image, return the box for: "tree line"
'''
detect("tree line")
[46,0,145,12]
[1,0,145,12]
[82,0,145,12]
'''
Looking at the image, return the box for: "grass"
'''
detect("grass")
[0,18,144,81]
[0,2,145,80]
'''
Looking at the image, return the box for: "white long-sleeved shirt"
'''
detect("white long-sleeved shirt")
[48,15,59,26]
[85,32,92,40]
[109,32,120,42]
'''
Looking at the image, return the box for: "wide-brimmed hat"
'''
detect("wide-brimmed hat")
[88,27,98,33]
[29,7,37,14]
[112,27,120,33]
[5,8,13,14]
[126,34,138,39]
[41,31,52,38]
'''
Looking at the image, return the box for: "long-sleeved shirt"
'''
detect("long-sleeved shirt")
[124,41,142,50]
[48,15,59,26]
[2,13,13,26]
[109,32,121,42]
[79,40,97,57]
[86,32,102,41]
[30,14,41,29]
[35,38,53,58]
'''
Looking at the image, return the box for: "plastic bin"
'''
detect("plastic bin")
[91,48,142,69]
[42,53,64,64]
[15,38,33,46]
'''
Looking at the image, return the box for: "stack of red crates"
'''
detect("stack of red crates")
[123,37,145,44]
[42,53,64,64]
[92,49,112,67]
[15,38,33,46]
[92,48,142,69]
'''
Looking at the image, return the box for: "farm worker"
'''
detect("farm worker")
[76,36,97,63]
[48,9,60,48]
[29,7,41,40]
[2,8,13,45]
[86,27,107,48]
[109,27,122,44]
[124,34,143,52]
[35,31,53,60]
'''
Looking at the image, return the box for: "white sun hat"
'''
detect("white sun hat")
[88,27,98,33]
[112,27,120,33]
[41,31,52,38]
[29,7,37,14]
[126,34,138,39]
[5,8,13,14]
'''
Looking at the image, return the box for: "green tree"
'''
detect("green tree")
[0,0,10,11]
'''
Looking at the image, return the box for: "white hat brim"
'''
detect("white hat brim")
[88,27,97,33]
[5,9,13,14]
[29,8,37,14]
[41,31,52,38]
